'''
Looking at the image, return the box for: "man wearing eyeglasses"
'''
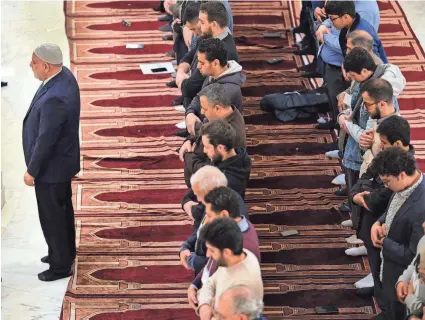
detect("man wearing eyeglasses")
[369,148,425,320]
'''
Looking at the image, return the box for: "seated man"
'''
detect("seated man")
[196,218,263,319]
[183,119,251,196]
[214,285,265,320]
[187,187,260,307]
[179,168,250,273]
[185,38,246,135]
[351,115,413,309]
[370,148,425,320]
[176,1,239,115]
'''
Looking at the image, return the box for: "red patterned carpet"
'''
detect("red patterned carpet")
[61,1,425,319]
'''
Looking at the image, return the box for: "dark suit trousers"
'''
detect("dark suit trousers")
[35,180,76,273]
[343,166,360,211]
[323,64,350,121]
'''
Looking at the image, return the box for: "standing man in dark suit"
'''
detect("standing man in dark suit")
[370,147,425,320]
[23,43,81,282]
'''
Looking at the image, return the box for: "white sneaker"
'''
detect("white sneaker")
[176,120,186,129]
[345,245,367,256]
[341,219,353,227]
[317,117,327,124]
[174,105,185,112]
[346,234,364,245]
[326,150,341,159]
[355,273,374,289]
[332,173,345,185]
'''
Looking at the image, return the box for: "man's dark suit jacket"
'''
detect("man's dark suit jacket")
[22,67,81,183]
[379,176,425,301]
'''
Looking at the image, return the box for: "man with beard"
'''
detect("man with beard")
[184,38,246,135]
[195,218,263,320]
[175,1,239,124]
[183,119,251,199]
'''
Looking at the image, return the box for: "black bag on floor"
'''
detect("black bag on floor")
[260,87,329,122]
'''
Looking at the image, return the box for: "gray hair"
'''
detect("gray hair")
[347,30,374,52]
[221,285,264,320]
[199,83,232,108]
[190,165,228,195]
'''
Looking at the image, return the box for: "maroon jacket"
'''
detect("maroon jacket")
[192,219,260,289]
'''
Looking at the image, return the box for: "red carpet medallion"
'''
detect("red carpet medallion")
[61,1,425,319]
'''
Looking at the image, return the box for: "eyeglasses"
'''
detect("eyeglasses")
[383,179,393,188]
[329,15,341,22]
[363,101,378,108]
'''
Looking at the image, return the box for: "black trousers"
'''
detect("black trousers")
[343,166,360,211]
[35,180,76,273]
[323,64,350,121]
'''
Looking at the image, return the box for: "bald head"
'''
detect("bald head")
[190,165,227,202]
[216,285,264,320]
[347,30,374,55]
[30,43,63,81]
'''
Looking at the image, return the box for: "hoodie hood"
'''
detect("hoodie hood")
[214,148,252,197]
[211,60,246,86]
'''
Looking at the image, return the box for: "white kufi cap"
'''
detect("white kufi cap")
[34,43,63,65]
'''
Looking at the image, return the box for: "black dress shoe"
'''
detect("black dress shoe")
[41,256,50,264]
[316,121,336,130]
[298,62,317,72]
[300,71,322,78]
[293,46,316,56]
[159,24,172,32]
[162,34,173,41]
[172,96,184,106]
[339,203,351,212]
[158,14,172,22]
[175,129,190,138]
[335,188,348,197]
[166,80,177,88]
[152,5,164,12]
[355,286,374,296]
[1,82,7,87]
[38,269,72,282]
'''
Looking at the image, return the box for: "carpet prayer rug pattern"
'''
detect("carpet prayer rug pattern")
[62,1,425,319]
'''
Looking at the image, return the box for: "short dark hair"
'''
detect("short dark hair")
[199,83,232,108]
[344,47,377,74]
[183,2,201,24]
[201,119,235,151]
[361,78,393,103]
[325,0,356,18]
[347,30,374,52]
[200,218,243,255]
[198,38,228,67]
[200,1,228,28]
[204,187,241,218]
[370,147,417,177]
[376,116,411,147]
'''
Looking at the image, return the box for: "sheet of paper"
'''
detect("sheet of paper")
[140,62,175,74]
[126,44,144,49]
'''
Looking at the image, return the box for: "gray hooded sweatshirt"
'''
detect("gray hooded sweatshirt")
[185,60,246,117]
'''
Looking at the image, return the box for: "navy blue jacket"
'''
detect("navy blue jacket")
[22,67,81,183]
[339,13,388,63]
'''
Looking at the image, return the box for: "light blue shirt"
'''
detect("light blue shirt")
[319,0,380,66]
